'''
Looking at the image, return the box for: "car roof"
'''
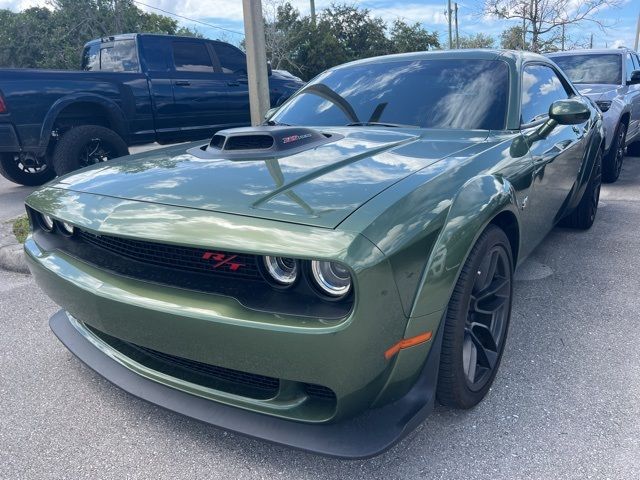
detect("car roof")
[83,33,230,47]
[548,48,636,57]
[329,49,548,71]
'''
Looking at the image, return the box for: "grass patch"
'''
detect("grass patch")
[12,215,30,244]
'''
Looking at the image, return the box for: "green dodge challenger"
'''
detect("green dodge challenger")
[24,50,603,457]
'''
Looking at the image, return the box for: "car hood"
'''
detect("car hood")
[575,84,618,102]
[51,127,488,228]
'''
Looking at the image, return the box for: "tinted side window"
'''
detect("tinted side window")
[141,37,170,71]
[213,43,246,74]
[521,65,570,124]
[172,42,214,72]
[82,43,100,71]
[99,40,140,72]
[626,54,636,82]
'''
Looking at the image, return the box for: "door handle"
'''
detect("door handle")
[175,80,191,86]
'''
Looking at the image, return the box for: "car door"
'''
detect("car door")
[210,42,251,126]
[520,63,588,244]
[625,52,640,142]
[168,39,230,141]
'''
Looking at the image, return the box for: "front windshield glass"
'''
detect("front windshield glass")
[550,54,621,85]
[271,59,510,130]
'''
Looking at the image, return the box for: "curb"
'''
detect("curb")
[0,218,29,274]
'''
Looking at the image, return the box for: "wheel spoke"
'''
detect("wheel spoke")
[468,328,498,370]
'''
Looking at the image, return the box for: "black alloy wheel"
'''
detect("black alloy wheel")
[52,125,129,176]
[437,225,514,409]
[0,152,55,186]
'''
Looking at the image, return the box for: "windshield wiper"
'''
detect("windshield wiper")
[262,120,292,126]
[346,121,419,128]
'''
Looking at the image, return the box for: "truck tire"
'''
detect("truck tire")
[52,125,128,176]
[0,153,55,186]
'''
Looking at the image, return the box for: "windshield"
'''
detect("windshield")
[550,54,621,85]
[271,59,510,130]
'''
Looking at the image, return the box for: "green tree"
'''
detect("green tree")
[389,20,440,53]
[458,33,496,49]
[0,0,200,69]
[500,25,529,50]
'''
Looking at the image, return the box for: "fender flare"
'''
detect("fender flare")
[408,174,521,319]
[39,93,129,150]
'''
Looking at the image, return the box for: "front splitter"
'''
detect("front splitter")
[50,309,441,459]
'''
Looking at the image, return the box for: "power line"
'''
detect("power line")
[131,0,245,36]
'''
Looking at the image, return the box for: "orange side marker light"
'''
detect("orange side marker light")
[384,331,433,360]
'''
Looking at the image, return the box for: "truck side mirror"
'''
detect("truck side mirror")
[267,61,273,76]
[629,70,640,85]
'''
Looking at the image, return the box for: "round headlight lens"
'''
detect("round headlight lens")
[40,213,54,232]
[60,221,74,235]
[311,261,352,297]
[263,256,298,285]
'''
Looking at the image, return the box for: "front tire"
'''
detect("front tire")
[602,122,626,183]
[437,225,514,409]
[0,153,55,186]
[52,125,129,176]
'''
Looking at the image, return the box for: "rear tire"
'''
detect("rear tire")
[52,125,128,176]
[602,122,626,183]
[436,225,514,409]
[0,153,55,186]
[559,149,602,230]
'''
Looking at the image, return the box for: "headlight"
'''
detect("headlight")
[39,213,54,232]
[311,261,352,297]
[59,221,74,235]
[263,256,299,286]
[595,100,611,112]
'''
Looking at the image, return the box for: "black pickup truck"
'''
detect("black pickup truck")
[0,33,304,185]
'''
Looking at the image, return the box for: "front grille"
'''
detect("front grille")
[78,229,260,280]
[304,383,337,401]
[87,324,280,400]
[87,324,337,403]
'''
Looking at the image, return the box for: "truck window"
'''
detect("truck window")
[213,43,246,74]
[172,42,214,72]
[82,44,100,71]
[626,54,636,83]
[95,40,140,72]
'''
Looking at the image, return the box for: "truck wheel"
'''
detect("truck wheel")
[0,153,55,186]
[559,149,602,230]
[602,122,626,183]
[436,225,513,409]
[52,125,128,176]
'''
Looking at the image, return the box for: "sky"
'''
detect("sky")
[1,0,638,49]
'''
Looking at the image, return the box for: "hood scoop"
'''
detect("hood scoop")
[188,126,342,160]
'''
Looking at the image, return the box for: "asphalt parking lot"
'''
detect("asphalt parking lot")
[1,152,639,479]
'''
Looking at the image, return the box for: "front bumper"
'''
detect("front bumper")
[50,309,442,458]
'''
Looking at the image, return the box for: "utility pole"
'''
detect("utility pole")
[589,33,593,49]
[447,0,453,49]
[310,0,316,25]
[454,3,459,49]
[521,4,527,50]
[635,11,639,50]
[242,0,271,126]
[561,24,565,51]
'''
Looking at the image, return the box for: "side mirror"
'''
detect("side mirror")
[549,98,590,125]
[267,61,273,76]
[628,70,640,85]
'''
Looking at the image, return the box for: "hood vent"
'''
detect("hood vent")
[188,126,342,161]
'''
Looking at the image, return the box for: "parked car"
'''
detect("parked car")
[24,50,603,458]
[548,48,640,182]
[0,33,304,186]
